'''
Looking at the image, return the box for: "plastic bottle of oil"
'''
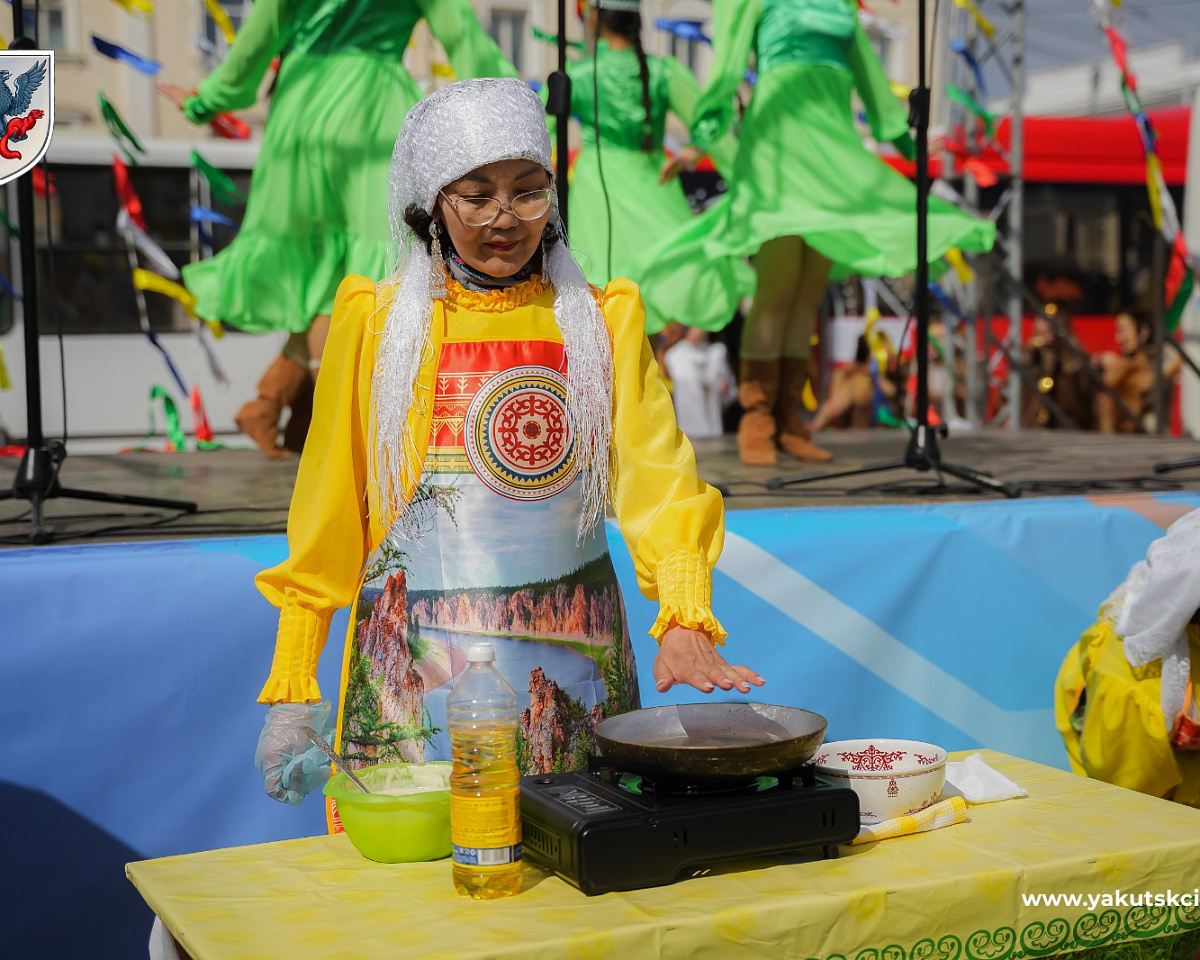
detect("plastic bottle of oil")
[447,641,522,899]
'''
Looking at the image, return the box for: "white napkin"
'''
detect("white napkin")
[942,753,1028,804]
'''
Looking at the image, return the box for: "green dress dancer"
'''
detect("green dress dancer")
[176,0,514,457]
[638,0,995,466]
[182,0,514,333]
[545,0,734,332]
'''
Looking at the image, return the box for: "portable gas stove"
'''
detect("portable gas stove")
[519,762,860,895]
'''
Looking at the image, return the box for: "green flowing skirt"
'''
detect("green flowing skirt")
[635,62,996,334]
[567,143,697,330]
[182,52,423,333]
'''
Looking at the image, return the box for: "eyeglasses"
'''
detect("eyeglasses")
[439,188,554,227]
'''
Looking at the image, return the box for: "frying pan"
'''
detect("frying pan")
[594,703,827,781]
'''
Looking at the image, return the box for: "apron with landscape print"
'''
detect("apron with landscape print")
[330,285,640,830]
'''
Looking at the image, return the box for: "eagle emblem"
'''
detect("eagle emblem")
[0,51,53,185]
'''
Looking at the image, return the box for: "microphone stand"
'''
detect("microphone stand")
[545,0,572,230]
[0,0,196,542]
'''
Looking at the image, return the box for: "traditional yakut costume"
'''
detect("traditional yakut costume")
[254,81,731,808]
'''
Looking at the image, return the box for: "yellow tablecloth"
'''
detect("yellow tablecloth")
[127,751,1200,960]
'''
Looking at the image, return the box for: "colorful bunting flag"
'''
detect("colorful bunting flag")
[133,269,196,315]
[144,329,191,398]
[203,0,237,45]
[98,92,146,166]
[118,209,179,279]
[191,149,246,205]
[655,19,711,44]
[209,111,250,140]
[944,247,975,285]
[1166,233,1196,333]
[0,266,21,302]
[952,0,995,39]
[1103,27,1135,91]
[950,40,986,97]
[962,156,997,187]
[190,386,215,444]
[530,27,584,51]
[138,385,187,453]
[112,155,146,229]
[32,166,53,197]
[109,0,154,14]
[1086,2,1196,334]
[190,204,237,228]
[945,85,996,137]
[91,35,161,75]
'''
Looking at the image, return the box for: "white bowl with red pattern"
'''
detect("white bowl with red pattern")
[811,739,947,825]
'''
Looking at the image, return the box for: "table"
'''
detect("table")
[127,751,1200,960]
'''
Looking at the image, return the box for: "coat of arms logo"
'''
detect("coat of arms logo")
[0,49,53,186]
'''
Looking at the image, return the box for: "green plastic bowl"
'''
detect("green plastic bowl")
[323,761,453,863]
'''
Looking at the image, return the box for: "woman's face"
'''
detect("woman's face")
[1115,315,1140,354]
[435,159,553,278]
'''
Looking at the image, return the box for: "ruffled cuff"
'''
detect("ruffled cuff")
[256,596,333,704]
[183,94,217,126]
[648,549,728,646]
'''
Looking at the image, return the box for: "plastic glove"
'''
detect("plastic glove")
[254,701,334,805]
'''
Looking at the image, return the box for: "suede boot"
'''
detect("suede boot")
[776,356,833,462]
[234,354,308,460]
[281,368,315,454]
[737,358,780,465]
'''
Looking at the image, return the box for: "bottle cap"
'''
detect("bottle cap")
[466,642,496,663]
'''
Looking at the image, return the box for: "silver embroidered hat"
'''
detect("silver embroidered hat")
[371,78,613,540]
[390,78,554,223]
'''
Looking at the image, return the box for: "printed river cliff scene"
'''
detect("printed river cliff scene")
[338,477,641,775]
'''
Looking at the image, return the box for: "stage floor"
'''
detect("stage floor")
[3,427,1200,545]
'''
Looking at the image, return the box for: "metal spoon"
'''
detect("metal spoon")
[303,725,370,793]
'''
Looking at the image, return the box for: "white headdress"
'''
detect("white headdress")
[371,78,613,539]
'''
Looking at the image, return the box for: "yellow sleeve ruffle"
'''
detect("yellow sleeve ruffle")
[254,276,378,703]
[604,279,728,646]
[1072,616,1181,800]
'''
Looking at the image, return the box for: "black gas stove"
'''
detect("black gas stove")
[519,763,860,896]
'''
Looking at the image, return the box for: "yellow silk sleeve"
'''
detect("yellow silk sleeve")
[604,279,728,645]
[1074,617,1181,801]
[254,275,379,703]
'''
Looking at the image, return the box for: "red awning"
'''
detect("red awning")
[884,106,1190,186]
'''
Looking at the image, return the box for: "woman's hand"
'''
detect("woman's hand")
[659,146,705,184]
[653,624,765,694]
[156,83,192,110]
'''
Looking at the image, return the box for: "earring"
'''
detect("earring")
[429,221,447,299]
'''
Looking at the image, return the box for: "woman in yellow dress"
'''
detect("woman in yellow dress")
[1055,509,1200,807]
[249,79,763,810]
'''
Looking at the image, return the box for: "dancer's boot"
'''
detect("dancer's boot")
[776,356,833,462]
[737,358,780,465]
[281,367,315,454]
[234,354,307,460]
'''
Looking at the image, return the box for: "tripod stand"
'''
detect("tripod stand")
[766,0,1019,499]
[0,0,196,543]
